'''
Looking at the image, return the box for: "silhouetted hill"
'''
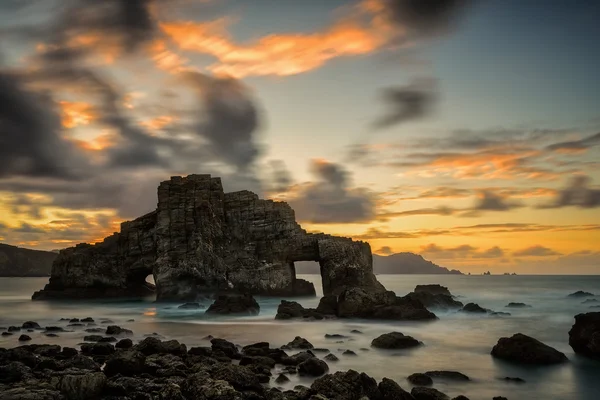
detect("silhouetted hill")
[295,252,462,275]
[373,252,463,274]
[0,243,58,277]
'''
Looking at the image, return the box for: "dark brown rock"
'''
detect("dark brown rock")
[461,303,488,313]
[414,285,451,296]
[311,370,381,400]
[411,387,450,400]
[407,373,433,386]
[425,371,469,381]
[569,312,600,359]
[491,333,568,365]
[372,332,422,349]
[206,293,260,315]
[379,377,415,400]
[298,358,329,377]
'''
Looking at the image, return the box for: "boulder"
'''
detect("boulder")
[316,295,338,315]
[115,338,133,349]
[206,294,260,315]
[275,300,324,320]
[407,373,433,386]
[505,302,531,308]
[324,353,339,362]
[404,291,463,310]
[378,377,415,400]
[311,370,381,400]
[104,350,146,376]
[105,325,132,335]
[491,333,568,365]
[414,285,452,296]
[211,338,241,359]
[461,303,488,313]
[411,387,450,400]
[568,312,600,359]
[425,371,469,381]
[59,372,106,400]
[338,288,437,321]
[284,336,314,349]
[298,358,329,377]
[18,335,32,342]
[21,321,41,330]
[211,364,263,392]
[80,342,115,356]
[372,332,422,349]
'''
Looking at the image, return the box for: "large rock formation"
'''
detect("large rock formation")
[33,175,383,301]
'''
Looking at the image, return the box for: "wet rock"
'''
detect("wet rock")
[104,350,146,376]
[8,326,20,332]
[568,312,600,359]
[184,376,242,400]
[2,387,62,400]
[45,326,66,332]
[84,328,103,333]
[582,298,598,304]
[502,376,525,383]
[211,338,241,359]
[568,291,594,298]
[505,302,531,308]
[493,397,508,400]
[45,333,59,337]
[461,303,488,313]
[372,332,422,349]
[99,336,117,343]
[18,334,32,342]
[298,358,329,377]
[491,333,568,365]
[404,291,463,310]
[275,373,290,384]
[284,336,314,349]
[275,300,324,320]
[379,377,415,400]
[425,371,470,381]
[81,317,94,323]
[490,312,511,317]
[414,284,452,296]
[211,363,263,392]
[316,295,338,315]
[407,373,433,386]
[2,332,14,336]
[178,302,203,309]
[206,294,260,315]
[411,386,450,400]
[343,350,357,356]
[312,348,330,353]
[83,335,104,342]
[80,342,115,356]
[58,372,106,400]
[311,370,381,400]
[324,353,339,362]
[100,319,114,324]
[451,397,470,400]
[325,333,348,339]
[105,325,132,335]
[351,329,363,334]
[0,362,32,383]
[61,347,79,358]
[21,321,41,329]
[239,356,276,369]
[282,351,315,366]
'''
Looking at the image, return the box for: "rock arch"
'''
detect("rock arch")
[33,175,383,301]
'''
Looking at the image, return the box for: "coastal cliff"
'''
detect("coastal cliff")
[0,243,57,277]
[33,174,383,301]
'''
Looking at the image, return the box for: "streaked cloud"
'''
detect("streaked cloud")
[513,245,562,257]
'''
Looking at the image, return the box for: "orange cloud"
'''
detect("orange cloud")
[139,115,177,131]
[72,133,117,152]
[160,12,388,78]
[149,39,190,73]
[59,101,97,128]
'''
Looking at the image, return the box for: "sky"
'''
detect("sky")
[0,0,599,274]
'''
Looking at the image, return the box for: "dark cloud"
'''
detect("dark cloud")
[289,160,375,224]
[471,190,523,211]
[513,245,562,257]
[0,72,88,180]
[479,246,504,258]
[372,78,437,130]
[182,72,262,171]
[540,175,600,209]
[268,160,294,193]
[546,132,600,152]
[385,0,475,39]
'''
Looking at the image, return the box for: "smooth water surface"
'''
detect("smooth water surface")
[1,275,599,400]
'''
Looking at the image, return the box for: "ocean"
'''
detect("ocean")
[1,274,599,400]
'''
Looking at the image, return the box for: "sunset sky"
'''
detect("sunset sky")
[1,0,599,274]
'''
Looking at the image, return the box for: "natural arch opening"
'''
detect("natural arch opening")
[294,261,323,297]
[125,267,156,299]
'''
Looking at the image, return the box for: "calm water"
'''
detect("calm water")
[1,274,599,400]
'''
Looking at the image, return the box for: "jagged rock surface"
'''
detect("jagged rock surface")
[33,174,382,301]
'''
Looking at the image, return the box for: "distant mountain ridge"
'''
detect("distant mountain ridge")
[373,252,463,275]
[0,243,58,277]
[296,252,462,275]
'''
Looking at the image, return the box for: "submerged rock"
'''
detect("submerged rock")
[491,333,568,365]
[407,373,433,386]
[506,302,532,308]
[411,386,449,400]
[283,336,314,349]
[21,321,41,330]
[404,291,463,310]
[425,370,470,381]
[461,303,489,313]
[372,332,422,349]
[569,312,600,359]
[205,294,260,315]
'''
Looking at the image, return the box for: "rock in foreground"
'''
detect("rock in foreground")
[568,312,600,359]
[491,333,568,365]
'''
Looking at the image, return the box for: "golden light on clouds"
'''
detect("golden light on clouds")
[139,115,177,131]
[59,101,97,128]
[72,132,117,152]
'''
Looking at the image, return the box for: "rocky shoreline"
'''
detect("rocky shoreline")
[2,301,599,400]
